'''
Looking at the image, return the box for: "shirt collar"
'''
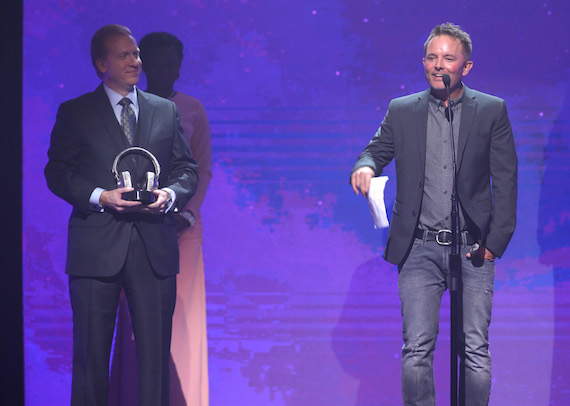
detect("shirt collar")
[429,90,463,112]
[103,83,138,108]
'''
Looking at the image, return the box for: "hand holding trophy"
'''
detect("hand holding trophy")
[112,147,161,204]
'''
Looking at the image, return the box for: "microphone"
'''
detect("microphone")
[441,72,460,296]
[442,74,453,122]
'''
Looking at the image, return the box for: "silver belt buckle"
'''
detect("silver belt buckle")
[436,229,452,246]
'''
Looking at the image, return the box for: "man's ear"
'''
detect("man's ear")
[96,59,107,74]
[462,60,473,77]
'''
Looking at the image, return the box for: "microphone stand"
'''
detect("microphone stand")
[443,75,464,406]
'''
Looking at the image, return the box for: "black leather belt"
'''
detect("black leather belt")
[414,228,475,246]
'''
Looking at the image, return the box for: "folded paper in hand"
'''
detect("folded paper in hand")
[366,176,389,228]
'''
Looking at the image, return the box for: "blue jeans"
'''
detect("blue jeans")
[398,234,495,406]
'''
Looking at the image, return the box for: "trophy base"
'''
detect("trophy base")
[122,190,155,204]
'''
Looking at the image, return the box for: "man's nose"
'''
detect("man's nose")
[128,54,140,66]
[434,58,444,70]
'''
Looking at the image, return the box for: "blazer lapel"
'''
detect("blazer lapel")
[131,89,158,187]
[457,85,476,172]
[92,84,140,181]
[136,89,155,148]
[92,84,130,153]
[414,89,430,174]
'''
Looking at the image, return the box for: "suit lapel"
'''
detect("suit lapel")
[92,84,140,180]
[457,85,476,172]
[92,84,130,153]
[132,89,157,186]
[136,89,155,148]
[414,90,430,174]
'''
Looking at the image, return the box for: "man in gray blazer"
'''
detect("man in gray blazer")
[45,24,198,406]
[351,23,517,406]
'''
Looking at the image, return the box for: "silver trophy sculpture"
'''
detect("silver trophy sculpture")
[112,147,161,204]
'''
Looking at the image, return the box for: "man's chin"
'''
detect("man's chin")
[429,85,447,96]
[429,81,446,90]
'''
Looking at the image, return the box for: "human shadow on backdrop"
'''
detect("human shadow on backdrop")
[109,31,212,406]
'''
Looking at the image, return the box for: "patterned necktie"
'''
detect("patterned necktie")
[119,98,136,144]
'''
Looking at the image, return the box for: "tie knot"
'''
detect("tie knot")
[119,98,131,107]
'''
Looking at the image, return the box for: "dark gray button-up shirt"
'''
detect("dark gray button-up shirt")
[418,92,465,231]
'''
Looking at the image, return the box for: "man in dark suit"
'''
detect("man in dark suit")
[45,24,198,406]
[351,23,517,406]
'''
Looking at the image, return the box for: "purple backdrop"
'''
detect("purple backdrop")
[23,1,570,405]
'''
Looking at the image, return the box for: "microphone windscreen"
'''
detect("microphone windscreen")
[442,74,451,87]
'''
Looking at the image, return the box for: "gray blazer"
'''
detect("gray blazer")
[45,84,198,277]
[352,86,517,265]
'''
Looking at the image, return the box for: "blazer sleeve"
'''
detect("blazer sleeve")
[351,104,396,176]
[485,100,518,257]
[44,101,100,211]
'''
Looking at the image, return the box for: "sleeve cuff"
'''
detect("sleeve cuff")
[89,188,105,212]
[162,187,176,213]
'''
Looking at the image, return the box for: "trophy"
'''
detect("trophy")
[112,147,161,204]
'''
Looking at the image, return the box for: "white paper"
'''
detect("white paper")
[366,176,389,229]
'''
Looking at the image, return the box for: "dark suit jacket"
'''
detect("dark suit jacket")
[45,84,198,277]
[352,86,517,265]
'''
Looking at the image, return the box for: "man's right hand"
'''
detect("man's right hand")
[350,167,375,197]
[99,188,142,212]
